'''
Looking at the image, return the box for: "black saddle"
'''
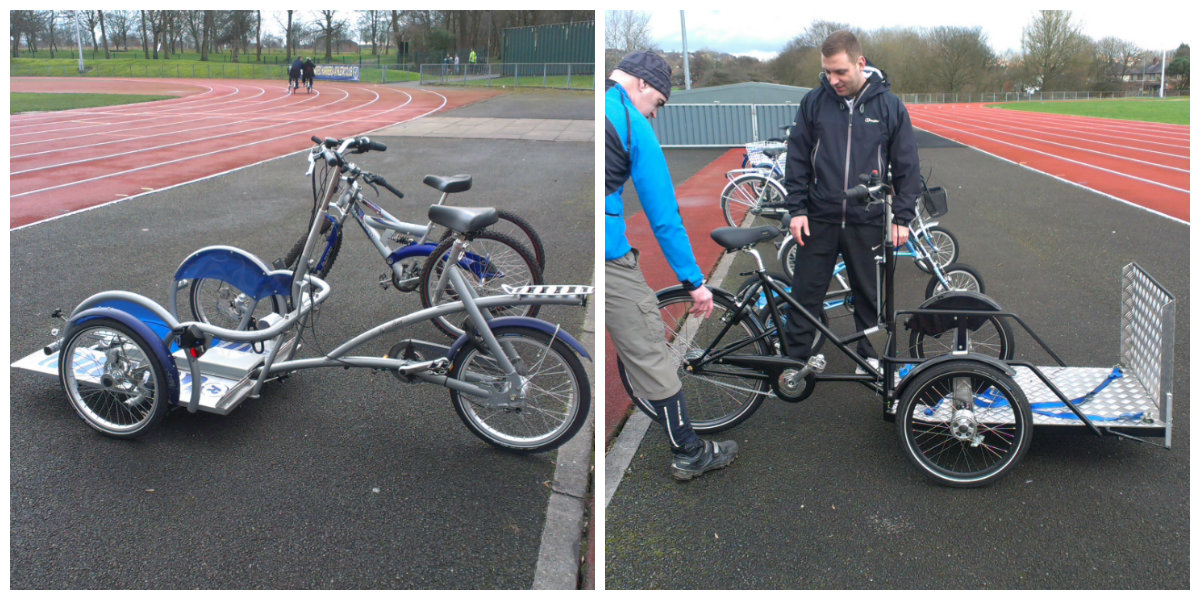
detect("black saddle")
[710,226,781,250]
[423,174,472,194]
[762,147,785,159]
[428,205,498,235]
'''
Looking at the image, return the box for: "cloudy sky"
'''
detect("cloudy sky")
[642,4,1192,61]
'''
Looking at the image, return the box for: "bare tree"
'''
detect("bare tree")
[314,10,346,61]
[605,10,653,73]
[1021,10,1090,90]
[97,10,110,59]
[201,11,213,60]
[256,11,262,62]
[926,26,994,93]
[82,10,99,52]
[140,10,150,58]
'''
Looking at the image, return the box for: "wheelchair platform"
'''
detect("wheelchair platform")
[12,335,295,416]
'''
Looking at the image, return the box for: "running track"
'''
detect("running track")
[10,77,500,228]
[907,103,1190,223]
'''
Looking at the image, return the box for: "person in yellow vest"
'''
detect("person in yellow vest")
[469,48,477,64]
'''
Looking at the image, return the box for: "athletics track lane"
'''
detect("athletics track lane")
[9,77,499,228]
[906,103,1189,222]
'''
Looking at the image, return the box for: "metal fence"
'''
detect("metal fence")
[654,90,1190,147]
[417,62,593,90]
[900,89,1190,104]
[653,104,799,148]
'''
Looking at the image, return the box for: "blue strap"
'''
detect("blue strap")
[917,365,1141,422]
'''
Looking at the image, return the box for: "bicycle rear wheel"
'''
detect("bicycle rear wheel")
[419,231,543,338]
[448,326,590,453]
[619,289,770,433]
[720,173,784,228]
[439,209,546,273]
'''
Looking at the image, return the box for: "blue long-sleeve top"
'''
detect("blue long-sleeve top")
[604,80,704,290]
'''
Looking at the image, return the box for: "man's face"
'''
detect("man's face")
[630,79,668,119]
[822,51,867,97]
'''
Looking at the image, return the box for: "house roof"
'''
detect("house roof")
[668,81,811,104]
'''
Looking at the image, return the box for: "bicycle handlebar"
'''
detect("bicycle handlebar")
[364,173,404,199]
[309,135,387,154]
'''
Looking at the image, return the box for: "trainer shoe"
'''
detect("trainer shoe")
[671,439,739,481]
[855,357,880,375]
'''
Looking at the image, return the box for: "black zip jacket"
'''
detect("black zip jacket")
[783,65,920,226]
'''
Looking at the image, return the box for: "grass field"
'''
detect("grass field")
[10,92,176,114]
[10,57,421,84]
[987,98,1190,125]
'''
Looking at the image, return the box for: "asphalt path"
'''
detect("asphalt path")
[9,97,593,588]
[605,131,1190,589]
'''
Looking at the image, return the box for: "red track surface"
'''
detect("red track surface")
[603,149,743,441]
[907,103,1190,222]
[10,77,499,228]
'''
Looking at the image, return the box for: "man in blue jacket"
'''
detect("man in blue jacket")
[782,30,921,371]
[605,50,738,481]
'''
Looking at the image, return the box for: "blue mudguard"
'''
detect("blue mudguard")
[174,245,293,302]
[62,306,182,406]
[446,316,592,362]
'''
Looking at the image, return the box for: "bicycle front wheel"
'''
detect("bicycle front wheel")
[926,263,985,298]
[419,231,543,338]
[59,318,172,438]
[449,326,590,453]
[914,225,958,273]
[283,214,342,279]
[189,278,284,330]
[619,288,771,433]
[896,360,1032,487]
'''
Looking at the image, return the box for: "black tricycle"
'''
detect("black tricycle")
[618,172,1175,487]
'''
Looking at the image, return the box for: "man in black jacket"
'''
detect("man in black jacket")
[781,30,921,370]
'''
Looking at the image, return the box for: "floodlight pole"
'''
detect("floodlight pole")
[74,10,86,74]
[1159,49,1166,98]
[680,10,691,90]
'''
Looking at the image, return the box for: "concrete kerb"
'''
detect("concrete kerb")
[532,280,597,589]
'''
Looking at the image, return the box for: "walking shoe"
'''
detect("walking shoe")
[671,439,739,481]
[855,357,880,375]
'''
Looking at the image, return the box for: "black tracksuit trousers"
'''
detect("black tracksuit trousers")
[781,220,881,361]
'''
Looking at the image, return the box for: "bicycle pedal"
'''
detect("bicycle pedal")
[378,273,392,289]
[807,354,827,374]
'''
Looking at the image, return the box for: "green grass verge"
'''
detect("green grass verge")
[422,73,593,91]
[11,92,176,114]
[10,57,420,84]
[986,98,1189,125]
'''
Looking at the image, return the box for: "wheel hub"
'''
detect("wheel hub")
[950,408,983,446]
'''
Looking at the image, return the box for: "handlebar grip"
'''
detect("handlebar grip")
[372,174,403,198]
[311,136,322,145]
[845,185,870,203]
[360,137,387,152]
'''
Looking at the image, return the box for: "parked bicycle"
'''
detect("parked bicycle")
[189,137,548,340]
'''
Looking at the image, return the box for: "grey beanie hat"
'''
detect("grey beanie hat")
[616,50,672,100]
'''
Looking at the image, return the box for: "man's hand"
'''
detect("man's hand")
[688,286,713,319]
[789,215,811,246]
[892,224,910,247]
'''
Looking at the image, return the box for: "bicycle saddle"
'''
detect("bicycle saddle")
[710,226,781,250]
[762,147,785,159]
[423,174,473,194]
[428,205,498,234]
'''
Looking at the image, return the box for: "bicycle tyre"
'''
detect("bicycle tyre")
[896,360,1032,487]
[188,278,285,330]
[438,209,546,273]
[59,317,171,438]
[283,214,343,279]
[619,288,771,434]
[914,225,958,274]
[908,315,1014,360]
[720,173,785,228]
[419,230,543,338]
[448,325,590,453]
[925,262,984,298]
